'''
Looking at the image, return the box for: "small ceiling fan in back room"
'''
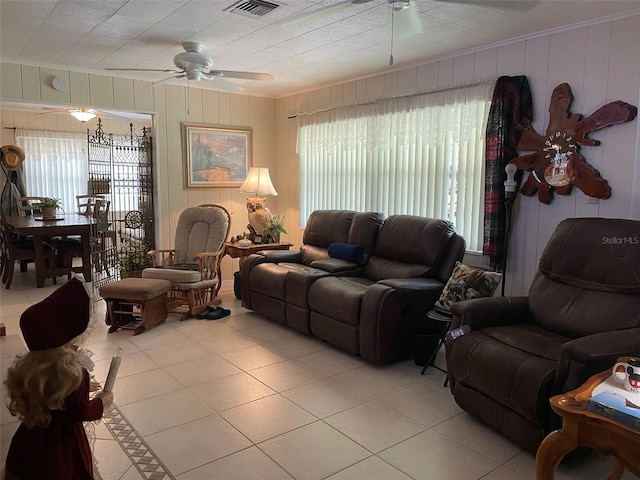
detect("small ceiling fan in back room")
[105,42,273,92]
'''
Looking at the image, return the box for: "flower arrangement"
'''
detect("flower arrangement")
[117,242,151,278]
[263,212,287,243]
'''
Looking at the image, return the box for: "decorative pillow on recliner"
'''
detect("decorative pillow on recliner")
[328,242,364,264]
[434,262,502,315]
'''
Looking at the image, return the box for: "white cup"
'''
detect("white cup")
[612,358,640,394]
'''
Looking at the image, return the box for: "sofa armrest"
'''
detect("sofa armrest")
[259,250,303,263]
[378,277,444,302]
[449,296,529,330]
[310,257,361,274]
[240,253,271,309]
[555,328,640,394]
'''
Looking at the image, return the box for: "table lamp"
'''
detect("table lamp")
[239,167,278,240]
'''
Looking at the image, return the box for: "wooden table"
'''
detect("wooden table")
[224,241,293,271]
[536,358,640,480]
[5,214,94,288]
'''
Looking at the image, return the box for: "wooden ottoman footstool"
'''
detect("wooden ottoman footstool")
[100,278,172,335]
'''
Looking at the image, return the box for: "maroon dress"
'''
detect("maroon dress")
[5,369,104,480]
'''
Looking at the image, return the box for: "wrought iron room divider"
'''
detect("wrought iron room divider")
[86,119,154,293]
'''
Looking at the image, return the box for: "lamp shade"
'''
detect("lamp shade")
[70,108,97,122]
[239,167,278,196]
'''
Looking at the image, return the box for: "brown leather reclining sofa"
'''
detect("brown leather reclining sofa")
[241,209,465,364]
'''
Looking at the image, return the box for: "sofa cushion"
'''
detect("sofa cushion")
[328,243,364,264]
[365,256,434,281]
[449,324,568,425]
[309,276,374,327]
[539,217,640,294]
[434,262,502,315]
[374,216,455,267]
[303,210,355,248]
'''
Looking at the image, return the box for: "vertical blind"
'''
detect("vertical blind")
[16,129,88,214]
[297,82,493,251]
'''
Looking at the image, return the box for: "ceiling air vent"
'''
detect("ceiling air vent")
[224,0,281,18]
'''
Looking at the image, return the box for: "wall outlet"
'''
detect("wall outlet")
[587,196,599,205]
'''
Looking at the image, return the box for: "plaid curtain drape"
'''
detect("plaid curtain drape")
[482,75,533,272]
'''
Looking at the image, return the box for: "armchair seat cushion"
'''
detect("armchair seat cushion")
[143,266,201,283]
[449,324,569,424]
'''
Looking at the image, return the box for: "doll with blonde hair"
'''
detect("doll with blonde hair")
[4,278,114,479]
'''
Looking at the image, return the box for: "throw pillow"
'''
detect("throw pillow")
[434,262,502,315]
[328,242,364,264]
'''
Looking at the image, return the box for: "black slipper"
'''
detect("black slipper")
[196,305,219,319]
[196,306,230,320]
[203,307,231,320]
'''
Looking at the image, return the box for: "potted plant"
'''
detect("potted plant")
[263,212,287,243]
[117,242,152,278]
[35,197,63,219]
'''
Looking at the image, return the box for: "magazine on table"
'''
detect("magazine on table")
[587,374,640,430]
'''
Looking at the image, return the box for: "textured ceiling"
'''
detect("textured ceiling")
[1,0,640,99]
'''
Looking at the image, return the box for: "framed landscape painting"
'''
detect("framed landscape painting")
[183,123,252,188]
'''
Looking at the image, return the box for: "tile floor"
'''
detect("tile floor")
[1,269,637,480]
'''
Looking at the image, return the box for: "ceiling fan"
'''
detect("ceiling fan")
[105,42,273,89]
[38,106,132,123]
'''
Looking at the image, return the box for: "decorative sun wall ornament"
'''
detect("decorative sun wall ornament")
[511,83,637,204]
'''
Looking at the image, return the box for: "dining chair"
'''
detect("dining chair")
[76,194,105,216]
[0,215,58,289]
[15,196,45,216]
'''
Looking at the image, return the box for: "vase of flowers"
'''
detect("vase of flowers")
[117,242,151,278]
[263,212,287,243]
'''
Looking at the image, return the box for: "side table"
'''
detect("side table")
[419,309,452,382]
[535,358,640,480]
[224,241,293,298]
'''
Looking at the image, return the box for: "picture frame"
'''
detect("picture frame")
[183,123,252,188]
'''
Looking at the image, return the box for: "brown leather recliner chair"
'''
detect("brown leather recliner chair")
[445,217,640,453]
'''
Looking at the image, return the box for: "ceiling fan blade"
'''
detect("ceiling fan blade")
[208,70,273,81]
[202,76,245,93]
[151,74,186,87]
[279,0,358,27]
[393,1,422,38]
[105,68,179,73]
[433,0,539,11]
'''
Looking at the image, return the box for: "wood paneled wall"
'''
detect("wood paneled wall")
[1,65,276,282]
[275,14,640,295]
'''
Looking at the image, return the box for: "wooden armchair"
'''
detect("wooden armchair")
[142,205,231,320]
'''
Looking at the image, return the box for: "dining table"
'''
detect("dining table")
[5,214,94,288]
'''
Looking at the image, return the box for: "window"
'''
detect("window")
[297,83,492,251]
[16,129,88,214]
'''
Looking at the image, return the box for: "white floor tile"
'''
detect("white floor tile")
[379,429,498,480]
[282,378,371,418]
[259,421,370,480]
[220,394,317,443]
[325,456,414,480]
[325,399,427,453]
[176,446,294,480]
[144,414,251,475]
[164,354,241,387]
[189,372,276,411]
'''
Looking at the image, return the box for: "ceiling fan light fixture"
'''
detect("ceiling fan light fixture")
[70,108,97,122]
